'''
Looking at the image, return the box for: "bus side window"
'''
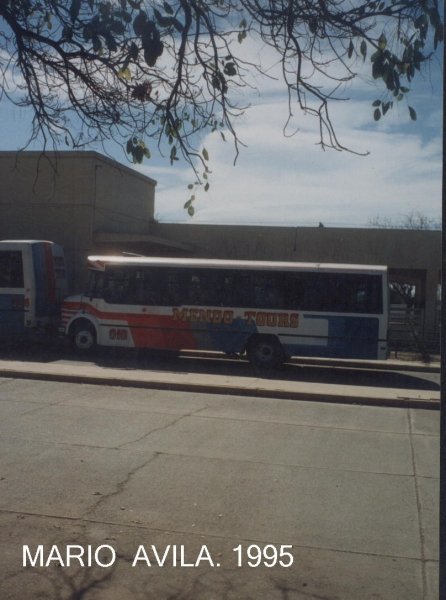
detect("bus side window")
[220,272,235,306]
[161,270,182,306]
[301,273,323,311]
[353,282,367,312]
[283,273,305,310]
[139,268,161,305]
[187,274,202,304]
[0,251,24,288]
[330,276,347,312]
[361,276,382,313]
[88,271,105,298]
[103,267,137,304]
[231,272,253,307]
[203,270,225,306]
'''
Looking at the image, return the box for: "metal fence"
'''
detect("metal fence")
[388,304,440,357]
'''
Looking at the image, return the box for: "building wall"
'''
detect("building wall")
[150,223,439,269]
[0,151,156,289]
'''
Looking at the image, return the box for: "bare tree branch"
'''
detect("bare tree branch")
[0,0,442,214]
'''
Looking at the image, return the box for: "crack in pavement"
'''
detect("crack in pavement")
[1,398,74,418]
[117,404,211,449]
[83,453,161,517]
[79,405,210,519]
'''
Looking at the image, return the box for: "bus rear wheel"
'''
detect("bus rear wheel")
[247,336,284,369]
[72,321,96,352]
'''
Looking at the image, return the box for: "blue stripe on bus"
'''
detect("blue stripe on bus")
[194,317,257,353]
[171,314,380,359]
[283,315,380,360]
[0,293,25,335]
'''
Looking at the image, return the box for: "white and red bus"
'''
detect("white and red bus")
[0,240,67,338]
[61,256,388,367]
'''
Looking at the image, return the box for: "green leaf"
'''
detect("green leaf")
[92,35,102,53]
[374,108,381,121]
[134,145,144,163]
[372,99,381,107]
[204,182,210,192]
[223,62,237,77]
[372,59,383,79]
[170,145,178,164]
[382,101,391,115]
[360,40,367,60]
[110,20,125,35]
[118,66,132,80]
[408,106,417,121]
[348,40,354,59]
[309,18,318,34]
[187,205,195,217]
[378,33,387,50]
[129,42,139,60]
[70,0,81,22]
[133,11,147,36]
[187,184,194,190]
[202,148,209,161]
[171,18,184,33]
[163,1,174,15]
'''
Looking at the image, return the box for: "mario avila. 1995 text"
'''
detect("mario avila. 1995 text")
[23,544,294,568]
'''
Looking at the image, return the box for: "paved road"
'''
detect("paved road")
[0,377,439,599]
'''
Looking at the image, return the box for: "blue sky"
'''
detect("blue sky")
[0,30,442,228]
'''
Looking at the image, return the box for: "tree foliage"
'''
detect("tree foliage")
[0,0,443,212]
[368,211,441,230]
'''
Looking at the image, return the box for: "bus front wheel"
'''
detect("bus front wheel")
[247,336,284,369]
[72,321,96,352]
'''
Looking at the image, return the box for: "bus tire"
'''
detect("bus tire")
[247,335,284,369]
[71,320,97,352]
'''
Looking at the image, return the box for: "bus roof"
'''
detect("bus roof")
[87,255,387,274]
[1,239,54,244]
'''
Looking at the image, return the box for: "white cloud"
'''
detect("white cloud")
[153,90,442,226]
[0,27,441,229]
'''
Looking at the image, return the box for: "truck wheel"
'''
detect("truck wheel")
[72,321,96,352]
[247,336,284,369]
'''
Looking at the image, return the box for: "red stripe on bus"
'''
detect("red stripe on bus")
[62,301,193,330]
[62,301,198,348]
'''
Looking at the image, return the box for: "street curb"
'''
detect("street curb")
[0,368,439,411]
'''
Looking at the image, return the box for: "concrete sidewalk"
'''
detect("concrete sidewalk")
[0,376,440,600]
[0,356,440,409]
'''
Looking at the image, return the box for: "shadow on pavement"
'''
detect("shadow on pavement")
[0,341,439,392]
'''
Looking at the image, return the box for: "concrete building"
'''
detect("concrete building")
[0,151,159,288]
[0,151,440,352]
